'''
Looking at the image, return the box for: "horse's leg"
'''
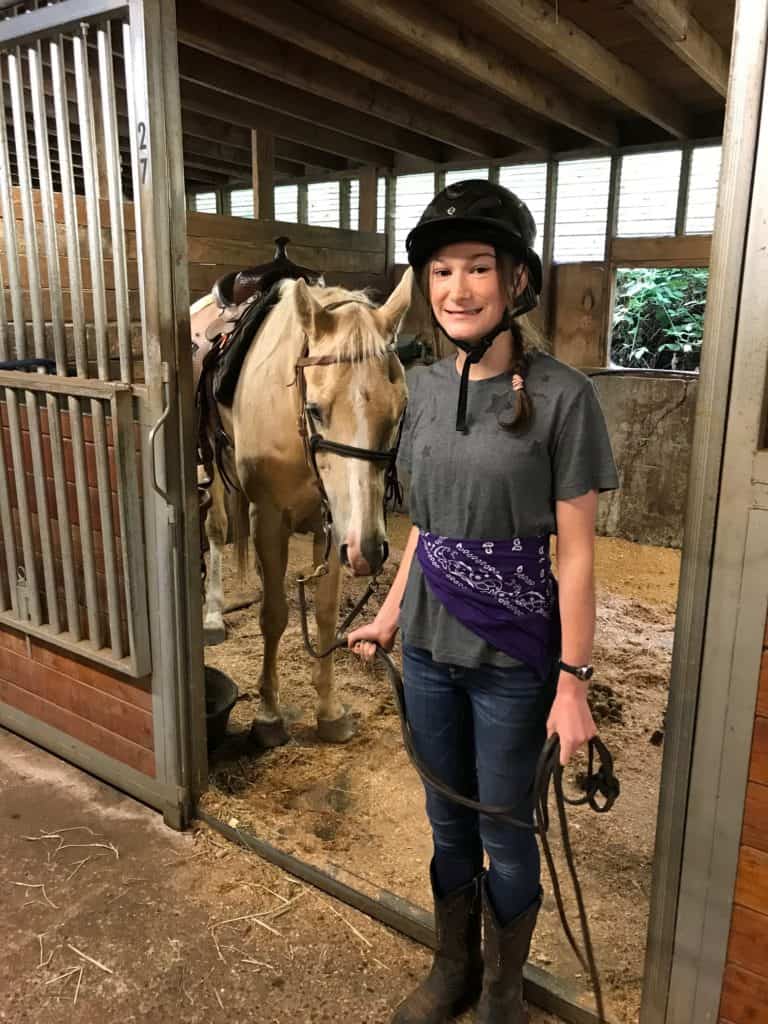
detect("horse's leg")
[203,471,228,645]
[312,535,356,743]
[249,503,291,748]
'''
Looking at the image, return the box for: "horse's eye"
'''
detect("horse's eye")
[306,402,324,424]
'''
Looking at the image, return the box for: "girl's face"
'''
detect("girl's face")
[428,241,509,343]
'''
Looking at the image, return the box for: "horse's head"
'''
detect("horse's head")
[292,272,412,576]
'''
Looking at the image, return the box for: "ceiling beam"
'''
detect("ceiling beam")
[180,80,395,167]
[324,0,617,146]
[201,0,551,152]
[177,46,445,162]
[629,0,730,97]
[472,0,690,138]
[179,4,501,158]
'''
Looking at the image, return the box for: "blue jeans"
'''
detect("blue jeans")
[403,644,556,923]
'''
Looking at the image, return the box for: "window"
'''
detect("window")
[229,188,255,219]
[394,172,435,263]
[377,176,386,234]
[349,179,360,231]
[443,167,489,187]
[274,184,299,223]
[553,157,611,262]
[617,150,682,237]
[685,145,722,234]
[498,163,547,255]
[307,181,340,228]
[191,191,217,214]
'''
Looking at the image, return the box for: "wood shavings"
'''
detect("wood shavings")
[66,943,114,975]
[10,881,58,908]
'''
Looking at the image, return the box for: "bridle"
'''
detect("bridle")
[293,299,405,647]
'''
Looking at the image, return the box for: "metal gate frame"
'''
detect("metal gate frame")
[0,0,205,828]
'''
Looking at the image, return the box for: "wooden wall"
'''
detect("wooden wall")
[186,212,388,300]
[718,617,768,1023]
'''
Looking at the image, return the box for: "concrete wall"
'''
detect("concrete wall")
[593,373,697,548]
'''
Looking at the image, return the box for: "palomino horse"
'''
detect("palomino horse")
[195,272,411,746]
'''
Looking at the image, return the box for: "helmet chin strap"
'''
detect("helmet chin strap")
[433,309,511,433]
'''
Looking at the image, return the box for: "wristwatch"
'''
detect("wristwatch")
[558,660,594,681]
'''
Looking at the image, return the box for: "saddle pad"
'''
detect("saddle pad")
[212,283,283,406]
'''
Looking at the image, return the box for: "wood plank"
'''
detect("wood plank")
[177,49,444,162]
[186,238,385,274]
[609,234,712,267]
[474,0,689,137]
[185,210,385,252]
[719,963,768,1023]
[727,904,768,979]
[751,715,768,787]
[0,622,28,657]
[177,5,502,157]
[201,0,551,151]
[251,129,275,221]
[758,648,768,717]
[11,256,140,293]
[326,0,616,145]
[0,675,155,776]
[734,845,768,917]
[0,649,152,750]
[551,263,608,367]
[743,782,768,854]
[630,0,730,97]
[180,80,395,167]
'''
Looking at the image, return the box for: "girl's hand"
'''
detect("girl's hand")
[347,618,397,662]
[546,674,597,765]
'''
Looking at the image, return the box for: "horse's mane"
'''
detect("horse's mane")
[250,280,390,374]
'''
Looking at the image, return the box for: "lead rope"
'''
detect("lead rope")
[295,597,617,1022]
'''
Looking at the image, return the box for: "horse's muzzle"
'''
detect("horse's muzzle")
[340,539,389,576]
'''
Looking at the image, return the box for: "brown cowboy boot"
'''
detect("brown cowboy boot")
[391,862,483,1024]
[476,879,541,1024]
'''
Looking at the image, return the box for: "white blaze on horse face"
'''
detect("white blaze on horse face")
[344,379,379,576]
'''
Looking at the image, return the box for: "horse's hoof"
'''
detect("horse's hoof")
[317,708,356,744]
[203,622,226,646]
[249,718,290,748]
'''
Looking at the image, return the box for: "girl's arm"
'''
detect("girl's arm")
[549,490,599,764]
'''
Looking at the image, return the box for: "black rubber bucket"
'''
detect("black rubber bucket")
[204,666,239,750]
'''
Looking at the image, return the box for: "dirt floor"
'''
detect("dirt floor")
[200,514,681,1024]
[0,726,562,1024]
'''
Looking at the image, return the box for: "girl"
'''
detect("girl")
[349,180,618,1024]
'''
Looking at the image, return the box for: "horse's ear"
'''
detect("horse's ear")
[375,267,413,337]
[293,279,329,336]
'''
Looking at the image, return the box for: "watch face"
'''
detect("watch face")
[580,666,594,681]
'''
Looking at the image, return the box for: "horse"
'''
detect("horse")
[193,271,412,747]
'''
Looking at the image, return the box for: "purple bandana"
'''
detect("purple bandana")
[416,532,560,679]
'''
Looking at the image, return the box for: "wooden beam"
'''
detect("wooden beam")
[180,80,395,167]
[183,153,249,182]
[324,0,617,146]
[183,134,252,170]
[629,0,730,97]
[473,0,690,138]
[201,0,551,152]
[359,165,378,233]
[179,4,501,157]
[176,46,445,163]
[275,140,349,172]
[182,109,251,151]
[252,129,275,220]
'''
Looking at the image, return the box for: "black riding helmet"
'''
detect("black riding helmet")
[405,179,542,432]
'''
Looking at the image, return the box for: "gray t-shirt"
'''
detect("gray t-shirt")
[397,351,619,668]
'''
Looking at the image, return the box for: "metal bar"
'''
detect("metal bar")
[0,58,39,624]
[90,399,123,659]
[28,42,80,638]
[197,811,612,1024]
[111,390,150,675]
[72,25,109,381]
[96,21,131,384]
[50,34,101,643]
[0,0,129,48]
[8,48,59,632]
[0,147,17,615]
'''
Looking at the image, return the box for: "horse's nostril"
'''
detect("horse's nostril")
[339,544,350,567]
[381,541,389,565]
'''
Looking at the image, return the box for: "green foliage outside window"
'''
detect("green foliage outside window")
[610,267,709,371]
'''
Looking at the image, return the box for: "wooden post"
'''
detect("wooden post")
[251,129,274,220]
[340,178,351,229]
[298,183,308,224]
[358,165,378,233]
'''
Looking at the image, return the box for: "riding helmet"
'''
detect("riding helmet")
[405,179,542,296]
